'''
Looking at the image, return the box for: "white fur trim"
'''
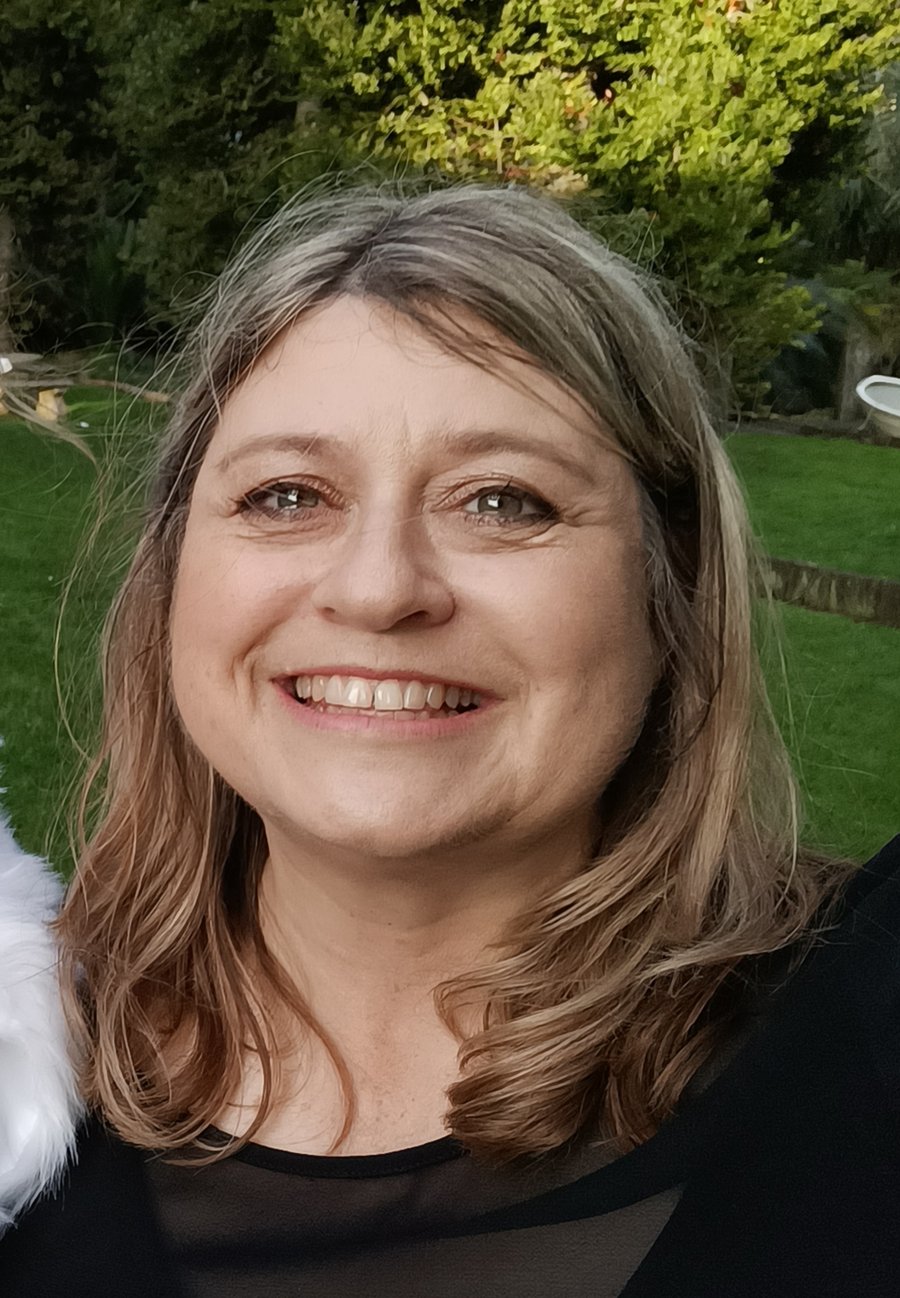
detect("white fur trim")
[0,815,81,1230]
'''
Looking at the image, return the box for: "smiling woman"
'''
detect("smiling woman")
[2,183,898,1298]
[170,296,657,867]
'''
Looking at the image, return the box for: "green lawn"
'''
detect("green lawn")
[0,392,150,869]
[725,432,900,581]
[0,407,897,869]
[762,603,898,861]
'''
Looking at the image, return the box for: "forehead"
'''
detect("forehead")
[208,295,621,470]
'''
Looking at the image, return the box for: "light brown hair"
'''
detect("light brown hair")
[58,181,845,1162]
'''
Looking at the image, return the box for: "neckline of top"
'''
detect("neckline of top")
[204,1126,464,1179]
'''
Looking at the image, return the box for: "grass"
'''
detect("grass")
[763,604,899,860]
[0,404,897,868]
[725,433,900,581]
[0,419,93,866]
[0,391,153,869]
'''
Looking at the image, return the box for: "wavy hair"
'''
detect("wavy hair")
[58,181,845,1162]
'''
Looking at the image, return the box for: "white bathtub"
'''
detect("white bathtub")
[855,374,900,440]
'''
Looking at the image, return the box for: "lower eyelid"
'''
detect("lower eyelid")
[461,509,558,531]
[466,513,556,527]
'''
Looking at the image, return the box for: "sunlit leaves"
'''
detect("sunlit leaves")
[272,0,898,404]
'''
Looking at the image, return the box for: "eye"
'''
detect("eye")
[461,486,557,526]
[240,482,323,518]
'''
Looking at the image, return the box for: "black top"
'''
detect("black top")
[2,835,899,1298]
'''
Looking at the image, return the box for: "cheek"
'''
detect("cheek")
[172,535,283,648]
[507,539,656,694]
[169,534,277,721]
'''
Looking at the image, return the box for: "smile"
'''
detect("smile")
[291,673,483,717]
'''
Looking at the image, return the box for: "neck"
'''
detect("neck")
[230,824,589,1154]
[258,823,587,1001]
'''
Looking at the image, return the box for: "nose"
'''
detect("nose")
[309,506,455,632]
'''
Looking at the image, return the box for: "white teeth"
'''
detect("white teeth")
[344,676,374,708]
[293,673,483,712]
[324,675,345,705]
[425,683,445,710]
[403,680,427,710]
[373,679,404,711]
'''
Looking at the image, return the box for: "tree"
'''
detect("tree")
[88,0,300,323]
[0,208,15,352]
[0,0,118,345]
[273,0,899,408]
[765,61,900,414]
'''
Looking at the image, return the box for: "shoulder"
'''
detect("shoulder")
[824,834,900,1071]
[842,832,900,922]
[0,1118,177,1297]
[743,834,900,1114]
[0,817,82,1232]
[787,834,900,1021]
[827,834,900,985]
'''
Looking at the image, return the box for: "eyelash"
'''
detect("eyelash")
[236,480,559,528]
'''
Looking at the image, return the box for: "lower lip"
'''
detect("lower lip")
[274,684,496,738]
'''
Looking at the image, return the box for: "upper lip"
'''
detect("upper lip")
[277,667,496,697]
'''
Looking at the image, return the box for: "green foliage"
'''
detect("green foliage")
[57,215,144,345]
[3,0,897,402]
[817,259,900,363]
[777,61,900,275]
[87,0,300,321]
[0,0,119,342]
[274,0,899,407]
[766,60,900,407]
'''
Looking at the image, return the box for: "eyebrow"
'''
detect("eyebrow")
[213,427,605,485]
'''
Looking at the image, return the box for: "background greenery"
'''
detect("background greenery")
[2,1,899,409]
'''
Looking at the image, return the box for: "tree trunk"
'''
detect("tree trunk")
[837,315,881,423]
[703,342,735,423]
[0,207,15,354]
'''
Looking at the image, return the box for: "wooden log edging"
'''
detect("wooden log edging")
[723,417,899,448]
[763,557,900,629]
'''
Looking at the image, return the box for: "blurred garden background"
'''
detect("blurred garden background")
[1,0,898,868]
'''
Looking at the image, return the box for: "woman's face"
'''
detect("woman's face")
[170,296,658,863]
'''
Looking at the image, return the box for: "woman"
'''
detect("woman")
[1,182,897,1296]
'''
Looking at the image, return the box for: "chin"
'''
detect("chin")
[263,790,503,864]
[306,822,461,863]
